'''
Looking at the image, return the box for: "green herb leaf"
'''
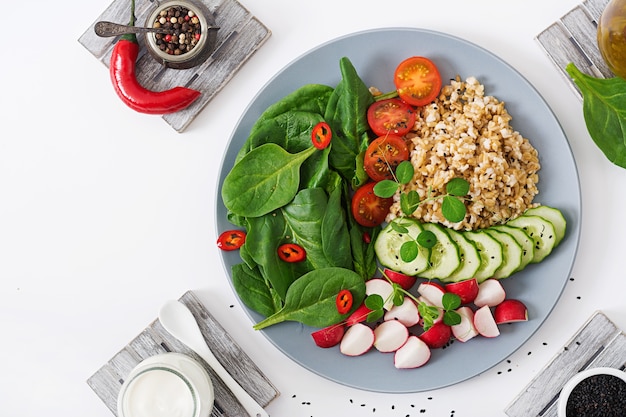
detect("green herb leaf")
[442,292,461,310]
[446,177,470,196]
[566,63,626,168]
[365,293,384,310]
[417,230,437,248]
[395,160,415,184]
[443,310,461,326]
[392,283,404,306]
[367,309,384,322]
[441,196,467,223]
[373,179,399,198]
[417,302,440,331]
[390,220,409,234]
[400,240,419,263]
[400,190,420,215]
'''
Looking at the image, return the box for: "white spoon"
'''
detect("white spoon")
[158,300,269,417]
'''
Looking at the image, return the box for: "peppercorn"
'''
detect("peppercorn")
[152,5,201,57]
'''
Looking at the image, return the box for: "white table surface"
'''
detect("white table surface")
[2,0,626,416]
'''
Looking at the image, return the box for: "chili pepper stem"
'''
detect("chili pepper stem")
[121,0,137,42]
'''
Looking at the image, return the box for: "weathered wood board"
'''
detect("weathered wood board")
[87,291,279,416]
[505,311,626,417]
[78,0,271,132]
[536,0,611,97]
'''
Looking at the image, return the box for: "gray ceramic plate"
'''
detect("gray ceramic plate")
[215,28,581,392]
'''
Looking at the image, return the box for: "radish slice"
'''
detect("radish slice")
[394,335,431,369]
[474,279,506,307]
[373,320,409,353]
[473,305,500,337]
[366,278,395,310]
[384,296,420,327]
[494,299,528,324]
[451,306,479,342]
[340,323,375,356]
[417,282,446,308]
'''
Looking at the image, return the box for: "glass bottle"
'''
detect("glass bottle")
[598,0,626,79]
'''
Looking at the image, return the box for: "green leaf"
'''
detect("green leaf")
[222,143,316,217]
[390,220,409,234]
[392,284,404,306]
[365,293,384,310]
[367,309,384,322]
[373,180,399,198]
[253,267,366,330]
[231,263,281,317]
[566,63,626,168]
[395,160,415,184]
[441,196,467,223]
[417,230,437,248]
[443,310,462,326]
[442,292,461,310]
[400,240,419,263]
[400,190,420,215]
[446,177,470,196]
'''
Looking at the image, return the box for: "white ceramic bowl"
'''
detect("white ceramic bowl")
[117,353,214,417]
[557,366,626,417]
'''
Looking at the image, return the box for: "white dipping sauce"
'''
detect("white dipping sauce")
[124,369,195,417]
[117,353,214,417]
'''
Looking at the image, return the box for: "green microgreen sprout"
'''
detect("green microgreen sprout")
[372,153,470,263]
[363,271,462,332]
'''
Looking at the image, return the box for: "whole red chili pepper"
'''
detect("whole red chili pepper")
[109,0,201,114]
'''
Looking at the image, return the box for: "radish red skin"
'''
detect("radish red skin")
[494,299,528,324]
[445,279,479,305]
[419,321,452,348]
[383,268,417,290]
[311,324,345,348]
[346,302,373,326]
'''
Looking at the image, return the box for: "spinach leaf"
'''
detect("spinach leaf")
[231,263,281,317]
[252,267,366,330]
[325,57,374,185]
[221,143,316,217]
[244,185,353,301]
[283,187,352,270]
[250,84,334,135]
[566,63,626,168]
[236,110,324,163]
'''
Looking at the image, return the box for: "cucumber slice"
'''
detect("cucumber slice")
[463,231,503,283]
[374,219,431,276]
[507,215,557,263]
[524,206,566,245]
[484,228,523,279]
[491,224,534,272]
[419,223,461,280]
[444,229,481,283]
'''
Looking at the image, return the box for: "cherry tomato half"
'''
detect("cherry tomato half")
[311,121,332,150]
[394,56,442,107]
[363,135,410,182]
[351,182,394,227]
[277,243,306,263]
[335,289,353,315]
[367,98,416,136]
[217,230,246,251]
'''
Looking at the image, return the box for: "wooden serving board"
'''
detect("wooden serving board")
[78,0,271,132]
[87,291,279,416]
[505,311,626,417]
[536,0,611,97]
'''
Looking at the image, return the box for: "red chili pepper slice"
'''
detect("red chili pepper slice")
[311,122,332,150]
[277,243,306,262]
[335,289,353,314]
[109,0,201,114]
[217,230,246,251]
